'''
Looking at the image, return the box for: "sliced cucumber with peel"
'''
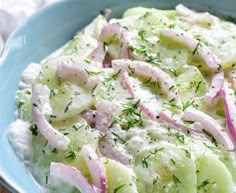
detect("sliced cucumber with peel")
[102,158,138,193]
[176,65,208,101]
[134,142,197,193]
[16,88,32,121]
[123,7,176,18]
[196,154,234,193]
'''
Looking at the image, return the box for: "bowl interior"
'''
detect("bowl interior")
[0,0,236,192]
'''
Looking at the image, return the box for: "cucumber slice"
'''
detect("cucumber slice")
[31,123,98,188]
[197,154,234,193]
[63,34,97,58]
[37,58,59,88]
[16,89,32,121]
[117,7,189,72]
[95,77,130,105]
[134,143,196,193]
[134,11,170,30]
[69,122,99,149]
[102,158,138,193]
[49,83,92,124]
[123,7,176,18]
[219,152,236,183]
[37,55,81,89]
[176,66,208,101]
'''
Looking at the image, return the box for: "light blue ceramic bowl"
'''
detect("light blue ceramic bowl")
[0,0,236,192]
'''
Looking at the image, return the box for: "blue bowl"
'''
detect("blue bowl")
[0,0,236,192]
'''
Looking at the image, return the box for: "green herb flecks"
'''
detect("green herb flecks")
[165,100,198,112]
[98,134,107,143]
[146,52,161,64]
[51,148,58,153]
[198,179,215,190]
[83,58,92,64]
[33,103,38,107]
[170,158,176,165]
[45,176,48,184]
[112,132,127,145]
[169,24,176,29]
[64,100,72,113]
[142,147,164,168]
[182,148,191,158]
[196,37,209,46]
[182,100,196,111]
[142,77,161,88]
[72,125,78,131]
[104,159,109,165]
[65,150,76,160]
[122,100,141,117]
[109,117,121,128]
[129,45,147,55]
[192,41,200,55]
[91,84,98,94]
[183,120,195,125]
[166,69,178,77]
[112,70,121,79]
[17,101,25,109]
[138,29,146,41]
[29,124,38,136]
[195,81,203,94]
[103,41,110,52]
[113,99,144,130]
[141,12,151,19]
[203,142,219,151]
[129,44,161,65]
[74,91,80,95]
[165,99,198,112]
[102,70,121,85]
[50,115,57,118]
[202,129,217,146]
[153,176,159,185]
[114,184,126,193]
[124,118,143,130]
[85,69,101,77]
[175,132,185,144]
[169,98,176,103]
[173,174,181,184]
[169,85,175,91]
[128,65,135,74]
[50,89,56,98]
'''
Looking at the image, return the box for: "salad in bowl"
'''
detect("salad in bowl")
[8,4,236,193]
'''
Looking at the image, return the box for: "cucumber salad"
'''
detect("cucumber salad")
[8,4,236,193]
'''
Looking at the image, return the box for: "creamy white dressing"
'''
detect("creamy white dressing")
[8,119,32,163]
[8,5,236,193]
[19,62,41,89]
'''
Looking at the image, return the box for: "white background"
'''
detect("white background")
[0,0,57,56]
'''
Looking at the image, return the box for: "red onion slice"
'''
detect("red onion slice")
[205,71,224,104]
[221,82,236,144]
[120,70,156,120]
[81,145,107,193]
[90,24,131,64]
[112,59,179,103]
[50,162,97,193]
[160,29,220,70]
[183,108,234,150]
[32,84,70,150]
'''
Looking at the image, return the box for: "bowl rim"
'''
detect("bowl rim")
[0,0,66,192]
